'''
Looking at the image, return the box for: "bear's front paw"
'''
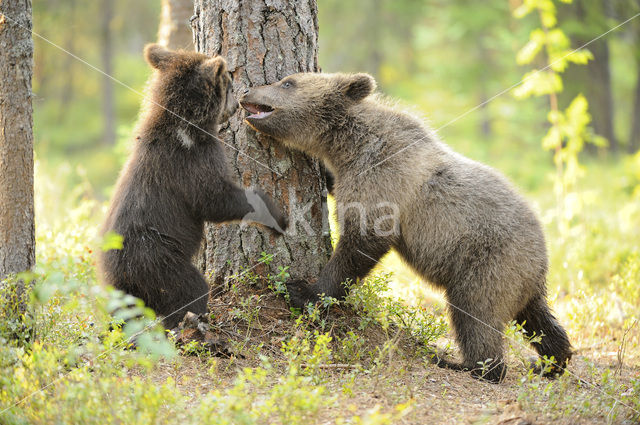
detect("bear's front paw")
[285,279,320,309]
[270,206,288,235]
[247,188,288,235]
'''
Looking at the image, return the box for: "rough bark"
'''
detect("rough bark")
[101,0,115,145]
[0,0,35,281]
[192,0,331,286]
[158,0,194,50]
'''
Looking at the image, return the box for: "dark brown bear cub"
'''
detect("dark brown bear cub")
[99,45,287,330]
[239,72,571,383]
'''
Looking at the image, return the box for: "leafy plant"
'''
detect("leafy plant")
[514,0,603,233]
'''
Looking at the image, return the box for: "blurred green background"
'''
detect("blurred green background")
[32,0,640,197]
[32,0,640,295]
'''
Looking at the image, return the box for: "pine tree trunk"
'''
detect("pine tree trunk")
[571,0,617,154]
[60,0,75,110]
[629,63,640,154]
[587,39,617,153]
[0,0,35,281]
[158,0,194,50]
[192,0,331,286]
[101,0,115,145]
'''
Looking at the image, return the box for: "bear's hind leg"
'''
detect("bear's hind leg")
[445,295,507,383]
[151,263,209,330]
[516,294,572,375]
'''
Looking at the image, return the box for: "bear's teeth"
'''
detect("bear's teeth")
[241,102,273,118]
[252,110,273,119]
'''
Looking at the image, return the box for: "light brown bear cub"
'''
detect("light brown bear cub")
[99,45,287,330]
[239,72,571,382]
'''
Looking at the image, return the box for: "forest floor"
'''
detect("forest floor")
[1,159,639,424]
[1,242,639,425]
[151,351,636,425]
[143,271,640,425]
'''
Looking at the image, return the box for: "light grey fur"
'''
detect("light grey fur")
[240,72,572,382]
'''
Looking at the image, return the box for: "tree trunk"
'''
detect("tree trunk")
[571,0,617,154]
[60,0,76,110]
[628,19,640,155]
[192,0,331,286]
[629,63,640,154]
[0,0,35,281]
[367,0,383,79]
[477,36,492,138]
[101,0,115,145]
[158,0,194,50]
[586,39,617,153]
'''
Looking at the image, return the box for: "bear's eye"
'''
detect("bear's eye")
[281,80,293,89]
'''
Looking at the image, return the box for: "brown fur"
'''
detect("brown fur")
[98,44,287,329]
[239,72,572,382]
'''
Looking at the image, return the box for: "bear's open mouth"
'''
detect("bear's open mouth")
[241,102,274,119]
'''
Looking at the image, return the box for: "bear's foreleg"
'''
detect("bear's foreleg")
[286,231,390,309]
[203,181,287,233]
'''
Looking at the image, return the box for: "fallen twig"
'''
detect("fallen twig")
[300,363,356,370]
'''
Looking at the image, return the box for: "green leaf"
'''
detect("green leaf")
[566,94,590,130]
[566,49,593,65]
[591,134,608,148]
[547,110,563,125]
[134,332,176,358]
[516,30,545,65]
[514,70,563,98]
[547,29,570,49]
[513,3,533,19]
[100,231,124,251]
[541,10,557,28]
[33,281,55,303]
[539,0,558,28]
[549,56,569,72]
[542,126,562,151]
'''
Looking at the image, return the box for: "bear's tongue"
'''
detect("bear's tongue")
[242,102,274,119]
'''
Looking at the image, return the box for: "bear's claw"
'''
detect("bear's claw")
[285,279,319,309]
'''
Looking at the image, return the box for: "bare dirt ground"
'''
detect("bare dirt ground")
[148,352,637,424]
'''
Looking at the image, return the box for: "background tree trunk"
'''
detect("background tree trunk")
[585,39,617,153]
[0,0,35,281]
[629,63,640,154]
[101,0,115,145]
[192,0,331,286]
[59,0,75,111]
[628,19,640,154]
[158,0,194,50]
[568,0,617,154]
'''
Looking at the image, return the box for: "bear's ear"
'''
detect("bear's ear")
[202,56,227,80]
[144,43,175,70]
[342,73,376,102]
